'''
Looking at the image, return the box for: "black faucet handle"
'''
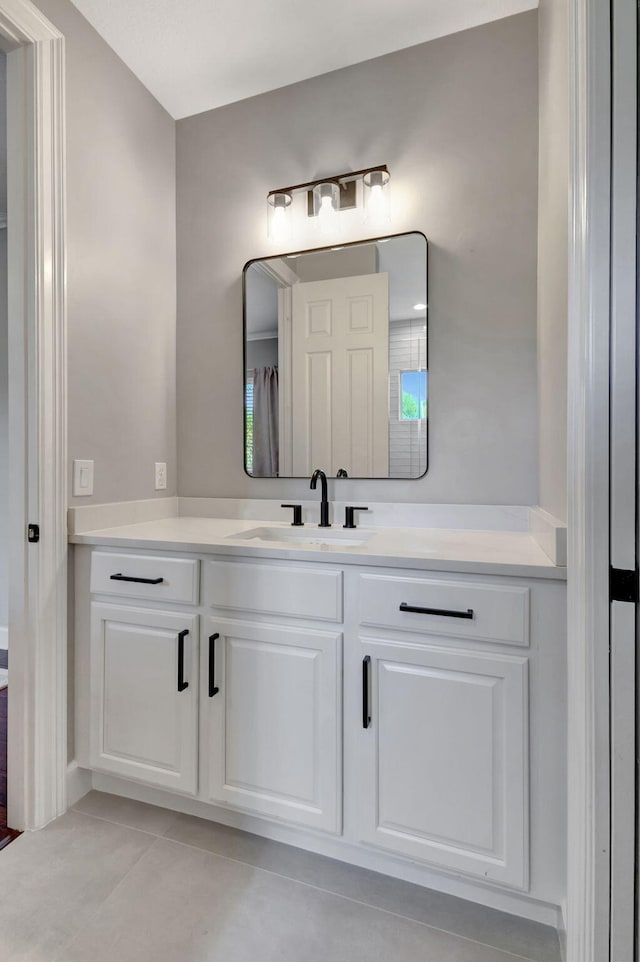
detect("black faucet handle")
[281,504,304,526]
[344,506,369,529]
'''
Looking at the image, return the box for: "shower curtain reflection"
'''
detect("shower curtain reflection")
[251,366,279,477]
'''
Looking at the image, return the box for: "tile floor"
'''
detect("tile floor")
[0,791,562,962]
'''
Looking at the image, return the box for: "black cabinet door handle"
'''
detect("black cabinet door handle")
[399,602,474,620]
[209,633,220,697]
[177,630,189,692]
[110,573,164,585]
[362,655,371,729]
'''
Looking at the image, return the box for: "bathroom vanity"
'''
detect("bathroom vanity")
[69,220,568,925]
[71,511,566,925]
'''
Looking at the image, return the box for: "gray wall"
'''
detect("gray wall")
[246,338,278,370]
[537,0,568,522]
[36,0,177,506]
[176,12,539,504]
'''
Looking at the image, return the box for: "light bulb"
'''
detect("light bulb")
[313,183,339,235]
[369,184,383,216]
[363,169,391,226]
[271,205,286,242]
[267,191,292,242]
[319,196,334,228]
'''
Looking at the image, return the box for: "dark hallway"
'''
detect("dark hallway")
[0,648,17,849]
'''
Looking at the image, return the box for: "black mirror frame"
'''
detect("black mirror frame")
[242,230,429,481]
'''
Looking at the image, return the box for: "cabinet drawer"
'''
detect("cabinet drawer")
[204,561,343,623]
[91,552,200,605]
[359,573,529,646]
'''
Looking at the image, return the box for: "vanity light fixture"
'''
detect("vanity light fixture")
[313,181,340,235]
[363,167,391,227]
[267,190,293,242]
[265,165,390,240]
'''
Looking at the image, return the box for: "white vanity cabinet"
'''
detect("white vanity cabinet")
[75,543,566,918]
[90,603,199,795]
[351,570,531,889]
[202,618,342,833]
[357,638,528,888]
[200,559,343,832]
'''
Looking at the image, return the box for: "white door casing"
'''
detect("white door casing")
[1,0,67,832]
[608,1,637,959]
[290,273,389,477]
[567,0,614,957]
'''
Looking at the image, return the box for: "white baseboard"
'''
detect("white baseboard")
[0,627,7,650]
[66,762,92,808]
[90,772,562,929]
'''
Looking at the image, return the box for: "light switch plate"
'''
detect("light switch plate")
[155,462,167,491]
[73,459,94,497]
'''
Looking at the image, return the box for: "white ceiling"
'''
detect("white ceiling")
[69,0,537,120]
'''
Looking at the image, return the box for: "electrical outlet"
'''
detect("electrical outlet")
[155,462,167,491]
[73,459,94,497]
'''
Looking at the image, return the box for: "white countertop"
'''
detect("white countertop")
[70,516,567,580]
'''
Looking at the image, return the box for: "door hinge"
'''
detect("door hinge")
[610,566,638,603]
[27,523,40,544]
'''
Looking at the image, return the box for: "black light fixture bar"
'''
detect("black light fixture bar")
[268,164,389,199]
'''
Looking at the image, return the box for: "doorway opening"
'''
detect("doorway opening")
[0,0,68,840]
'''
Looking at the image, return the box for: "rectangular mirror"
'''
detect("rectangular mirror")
[243,231,428,479]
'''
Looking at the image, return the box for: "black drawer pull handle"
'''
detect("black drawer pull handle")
[110,573,164,585]
[177,630,189,692]
[399,602,474,620]
[209,633,220,697]
[362,655,371,729]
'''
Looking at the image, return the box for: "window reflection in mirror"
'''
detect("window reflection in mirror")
[243,232,428,480]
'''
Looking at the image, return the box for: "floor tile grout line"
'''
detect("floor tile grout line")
[70,805,553,962]
[48,819,162,962]
[70,804,177,840]
[51,837,170,962]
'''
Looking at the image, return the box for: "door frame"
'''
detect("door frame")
[0,0,67,832]
[0,0,624,954]
[566,0,616,958]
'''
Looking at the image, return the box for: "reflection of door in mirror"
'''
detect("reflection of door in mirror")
[283,273,389,477]
[244,233,428,480]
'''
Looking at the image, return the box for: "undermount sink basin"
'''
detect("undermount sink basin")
[228,525,374,548]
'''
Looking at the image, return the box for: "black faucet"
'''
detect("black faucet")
[310,469,331,527]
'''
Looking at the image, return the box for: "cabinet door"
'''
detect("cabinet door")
[358,639,528,889]
[203,618,342,833]
[91,603,199,795]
